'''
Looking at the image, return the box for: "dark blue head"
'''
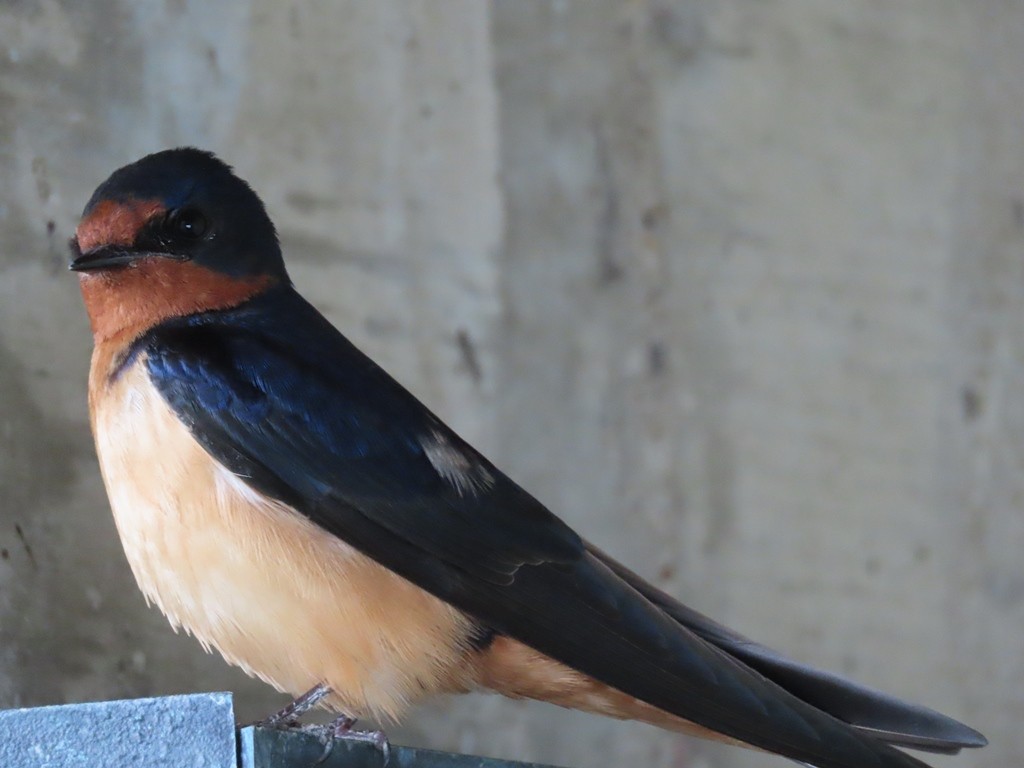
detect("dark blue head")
[71,148,287,281]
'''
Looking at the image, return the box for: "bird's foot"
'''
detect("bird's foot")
[253,682,332,729]
[249,685,389,765]
[313,715,391,767]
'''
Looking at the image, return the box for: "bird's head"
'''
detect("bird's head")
[71,148,287,341]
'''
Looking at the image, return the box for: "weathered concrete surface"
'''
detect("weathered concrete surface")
[0,692,236,768]
[0,2,1017,767]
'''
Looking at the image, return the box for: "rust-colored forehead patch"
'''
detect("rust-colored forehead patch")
[76,198,166,253]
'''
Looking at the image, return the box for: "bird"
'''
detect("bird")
[70,147,985,768]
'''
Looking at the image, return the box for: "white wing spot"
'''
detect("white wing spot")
[419,430,495,498]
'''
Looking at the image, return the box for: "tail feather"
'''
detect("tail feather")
[586,544,987,755]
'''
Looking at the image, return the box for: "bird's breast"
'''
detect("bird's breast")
[87,344,478,719]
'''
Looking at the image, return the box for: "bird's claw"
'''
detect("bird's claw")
[249,684,388,765]
[252,682,332,729]
[314,715,391,767]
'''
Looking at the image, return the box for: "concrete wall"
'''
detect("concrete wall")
[0,2,1017,767]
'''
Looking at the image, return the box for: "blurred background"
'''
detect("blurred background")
[0,2,1019,767]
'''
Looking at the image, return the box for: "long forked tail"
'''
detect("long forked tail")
[587,545,987,755]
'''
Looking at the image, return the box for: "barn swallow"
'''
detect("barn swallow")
[70,148,985,768]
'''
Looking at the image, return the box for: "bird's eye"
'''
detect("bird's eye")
[167,208,210,240]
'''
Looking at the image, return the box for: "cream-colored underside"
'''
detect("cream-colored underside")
[90,355,476,720]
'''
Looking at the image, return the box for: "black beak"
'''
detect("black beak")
[68,245,143,272]
[68,241,187,272]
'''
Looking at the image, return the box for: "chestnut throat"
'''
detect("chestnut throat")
[78,257,275,344]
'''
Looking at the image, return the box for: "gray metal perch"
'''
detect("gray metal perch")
[0,693,562,768]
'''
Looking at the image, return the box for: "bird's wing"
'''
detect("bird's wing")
[139,288,938,768]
